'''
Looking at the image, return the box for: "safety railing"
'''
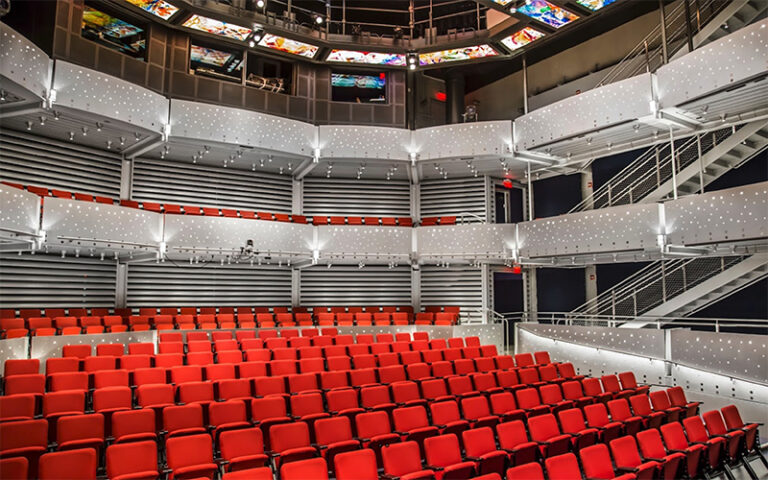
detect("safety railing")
[500,311,768,334]
[595,0,728,88]
[570,256,747,319]
[571,126,735,212]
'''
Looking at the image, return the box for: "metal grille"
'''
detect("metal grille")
[132,159,293,212]
[573,256,746,318]
[300,265,412,306]
[0,130,122,197]
[0,253,117,308]
[126,262,292,307]
[302,178,411,217]
[420,265,484,320]
[419,177,487,222]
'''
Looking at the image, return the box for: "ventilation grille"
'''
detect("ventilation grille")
[132,159,293,212]
[420,177,487,221]
[126,262,292,307]
[303,178,411,217]
[0,253,117,308]
[300,265,412,306]
[0,130,122,197]
[421,265,484,319]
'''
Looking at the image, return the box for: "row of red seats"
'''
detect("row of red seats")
[0,305,444,320]
[0,312,460,338]
[2,182,424,227]
[1,393,756,480]
[2,182,468,229]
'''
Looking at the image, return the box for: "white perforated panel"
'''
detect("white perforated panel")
[318,125,411,160]
[514,73,655,150]
[664,181,768,246]
[0,22,51,99]
[170,99,316,158]
[0,185,40,235]
[317,225,411,258]
[42,197,163,249]
[417,224,513,258]
[517,203,659,258]
[52,61,168,133]
[518,323,666,358]
[412,121,512,160]
[657,20,768,108]
[671,330,767,384]
[163,215,313,257]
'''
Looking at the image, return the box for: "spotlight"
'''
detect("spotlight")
[81,126,88,136]
[256,0,264,7]
[314,15,323,24]
[39,116,45,126]
[409,64,416,70]
[25,121,32,131]
[96,122,103,132]
[69,131,75,141]
[249,40,255,48]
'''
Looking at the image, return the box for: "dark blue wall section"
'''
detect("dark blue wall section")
[493,271,524,314]
[536,267,585,312]
[705,149,767,192]
[533,174,581,219]
[691,278,768,320]
[596,262,651,294]
[590,147,645,190]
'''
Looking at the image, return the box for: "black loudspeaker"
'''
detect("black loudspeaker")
[0,0,9,17]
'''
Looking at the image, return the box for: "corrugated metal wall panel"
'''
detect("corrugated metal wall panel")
[419,177,487,222]
[126,262,292,307]
[300,265,412,306]
[0,253,117,308]
[0,130,122,196]
[303,178,411,216]
[132,159,293,212]
[421,265,484,319]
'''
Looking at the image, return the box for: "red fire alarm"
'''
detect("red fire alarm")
[589,274,595,281]
[502,179,513,189]
[434,92,447,102]
[512,264,522,274]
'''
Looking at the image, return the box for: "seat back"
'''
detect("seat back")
[38,448,97,480]
[270,421,312,453]
[544,453,581,480]
[382,441,424,477]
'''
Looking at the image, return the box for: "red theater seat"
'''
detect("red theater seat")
[166,434,218,479]
[106,440,159,480]
[38,448,97,480]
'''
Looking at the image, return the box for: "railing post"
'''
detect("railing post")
[611,290,616,320]
[669,128,678,200]
[655,147,662,187]
[661,261,667,302]
[696,134,705,193]
[644,40,651,73]
[658,0,669,65]
[633,290,638,317]
[682,263,688,289]
[608,183,613,206]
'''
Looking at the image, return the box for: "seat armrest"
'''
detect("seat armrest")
[426,465,444,472]
[616,467,639,474]
[645,457,666,463]
[465,456,482,462]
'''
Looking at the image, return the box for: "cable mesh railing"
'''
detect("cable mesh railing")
[595,0,729,88]
[572,256,747,319]
[571,126,736,212]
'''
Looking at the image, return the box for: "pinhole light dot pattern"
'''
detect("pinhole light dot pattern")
[0,23,51,100]
[53,61,168,132]
[656,21,768,109]
[517,203,658,258]
[0,187,41,234]
[42,197,164,250]
[317,225,411,257]
[665,183,768,245]
[318,125,411,161]
[514,73,654,151]
[411,121,511,160]
[671,330,768,383]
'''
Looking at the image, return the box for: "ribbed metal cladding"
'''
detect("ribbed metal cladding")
[419,177,487,221]
[0,253,117,308]
[421,265,484,319]
[0,130,122,197]
[300,265,412,306]
[132,159,293,212]
[126,262,292,307]
[303,178,411,216]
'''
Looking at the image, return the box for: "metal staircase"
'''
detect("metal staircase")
[644,254,768,317]
[596,0,766,88]
[571,120,768,212]
[572,255,768,322]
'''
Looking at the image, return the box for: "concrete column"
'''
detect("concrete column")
[581,166,594,210]
[406,68,416,130]
[411,267,421,312]
[292,179,303,214]
[523,267,537,321]
[119,159,132,199]
[445,70,465,124]
[291,269,300,307]
[115,263,127,308]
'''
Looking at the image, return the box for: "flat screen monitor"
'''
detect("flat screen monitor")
[182,14,252,41]
[123,0,178,20]
[190,44,243,81]
[517,0,579,28]
[81,5,146,59]
[331,73,387,103]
